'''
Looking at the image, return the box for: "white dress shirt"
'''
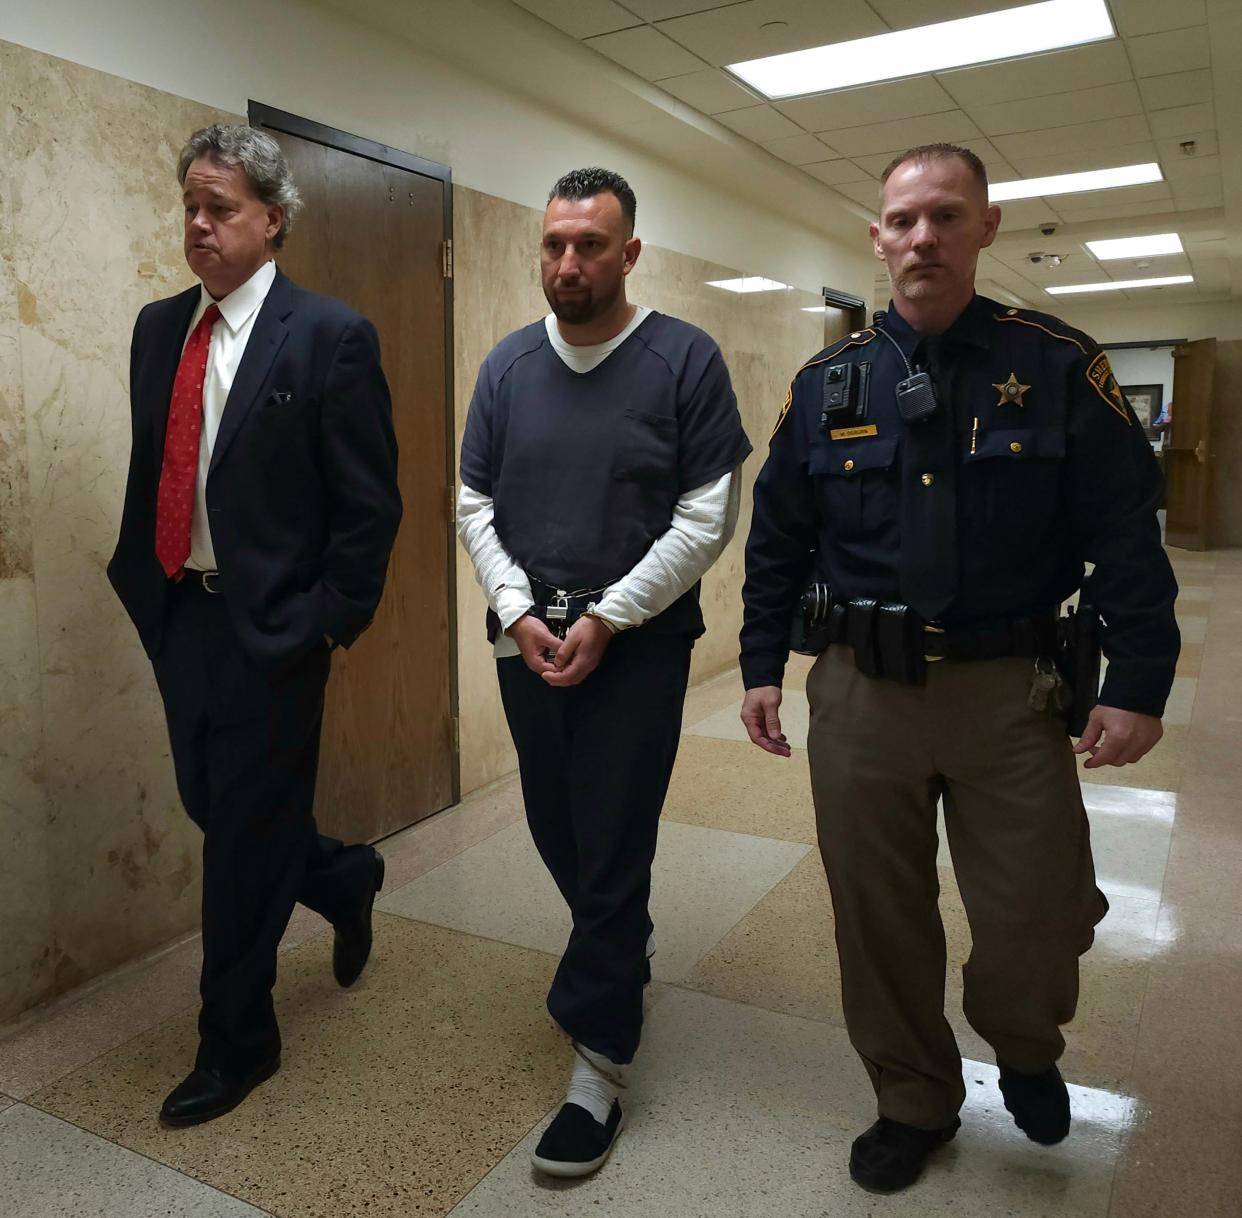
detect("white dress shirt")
[457,306,739,658]
[184,259,277,571]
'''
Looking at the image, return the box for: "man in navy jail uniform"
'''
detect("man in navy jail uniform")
[739,144,1178,1194]
[458,167,751,1178]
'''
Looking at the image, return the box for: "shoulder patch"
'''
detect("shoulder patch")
[1085,351,1132,424]
[770,329,876,440]
[993,310,1088,353]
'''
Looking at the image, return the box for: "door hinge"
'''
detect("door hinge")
[441,239,454,279]
[447,483,456,523]
[450,716,460,752]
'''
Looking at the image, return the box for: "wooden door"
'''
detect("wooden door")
[252,106,457,841]
[1165,338,1216,551]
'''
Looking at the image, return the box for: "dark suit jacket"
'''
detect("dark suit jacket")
[108,268,402,669]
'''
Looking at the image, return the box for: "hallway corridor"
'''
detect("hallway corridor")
[2,546,1239,1217]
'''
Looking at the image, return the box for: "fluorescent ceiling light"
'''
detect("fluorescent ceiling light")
[706,277,790,293]
[1047,275,1193,295]
[728,0,1113,100]
[989,163,1162,202]
[1085,233,1183,260]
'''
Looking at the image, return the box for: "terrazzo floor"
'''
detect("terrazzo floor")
[1,546,1238,1217]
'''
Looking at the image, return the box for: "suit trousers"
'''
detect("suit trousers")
[151,576,376,1074]
[496,629,693,1064]
[805,646,1108,1130]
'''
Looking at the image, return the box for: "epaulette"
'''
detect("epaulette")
[992,306,1130,424]
[770,328,876,439]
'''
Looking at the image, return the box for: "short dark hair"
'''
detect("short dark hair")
[548,167,637,232]
[880,143,989,198]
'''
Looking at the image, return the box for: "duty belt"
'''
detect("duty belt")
[807,591,1058,685]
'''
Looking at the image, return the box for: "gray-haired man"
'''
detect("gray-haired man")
[108,124,402,1125]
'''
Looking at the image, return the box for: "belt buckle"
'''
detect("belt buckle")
[923,621,945,662]
[200,570,221,594]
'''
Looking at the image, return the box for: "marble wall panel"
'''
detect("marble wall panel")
[451,185,826,791]
[1,40,236,1015]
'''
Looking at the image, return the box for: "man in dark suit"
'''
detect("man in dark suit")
[108,124,402,1126]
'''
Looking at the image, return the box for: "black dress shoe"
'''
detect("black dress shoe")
[531,1100,625,1178]
[849,1115,961,1193]
[159,1056,280,1128]
[998,1062,1071,1144]
[333,848,385,988]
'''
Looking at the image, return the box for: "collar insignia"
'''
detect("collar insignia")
[993,372,1030,407]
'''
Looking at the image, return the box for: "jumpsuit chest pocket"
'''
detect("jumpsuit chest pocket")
[614,407,678,488]
[808,433,899,535]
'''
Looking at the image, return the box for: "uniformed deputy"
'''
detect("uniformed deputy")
[458,167,751,1179]
[739,143,1178,1194]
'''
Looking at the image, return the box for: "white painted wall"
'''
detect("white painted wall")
[1055,299,1242,343]
[1105,347,1175,423]
[0,0,875,298]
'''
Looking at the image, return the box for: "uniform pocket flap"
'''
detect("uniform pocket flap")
[809,432,899,477]
[966,427,1064,461]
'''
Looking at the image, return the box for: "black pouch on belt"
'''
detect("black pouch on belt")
[876,602,926,685]
[846,598,881,676]
[1057,603,1102,736]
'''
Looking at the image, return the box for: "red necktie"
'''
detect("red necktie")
[155,303,221,579]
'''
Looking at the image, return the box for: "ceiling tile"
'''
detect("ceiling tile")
[1172,183,1225,209]
[714,104,805,141]
[867,0,1004,25]
[1007,141,1159,180]
[1108,0,1207,38]
[1154,131,1218,162]
[1147,103,1215,138]
[1138,69,1213,111]
[773,76,957,132]
[512,0,642,38]
[1050,197,1179,225]
[801,158,874,186]
[993,198,1065,231]
[654,0,886,69]
[969,81,1143,137]
[814,110,981,158]
[762,133,839,165]
[937,41,1133,110]
[1160,152,1221,182]
[584,26,705,79]
[656,67,762,113]
[832,179,885,210]
[850,137,1011,180]
[991,114,1152,159]
[1125,26,1211,77]
[623,0,740,18]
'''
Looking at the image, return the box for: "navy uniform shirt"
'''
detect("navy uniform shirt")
[461,311,752,637]
[740,293,1179,716]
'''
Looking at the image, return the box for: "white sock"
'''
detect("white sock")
[565,1042,627,1125]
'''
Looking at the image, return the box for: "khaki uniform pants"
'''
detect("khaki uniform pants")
[806,646,1107,1130]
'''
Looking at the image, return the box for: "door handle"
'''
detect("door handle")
[1195,439,1207,464]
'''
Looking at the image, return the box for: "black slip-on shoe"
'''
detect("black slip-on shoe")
[998,1062,1071,1145]
[531,1101,624,1178]
[159,1055,281,1128]
[849,1115,961,1193]
[333,848,385,988]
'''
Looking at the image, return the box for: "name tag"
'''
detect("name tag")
[829,424,878,441]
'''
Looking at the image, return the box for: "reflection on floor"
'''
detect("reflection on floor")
[2,548,1239,1217]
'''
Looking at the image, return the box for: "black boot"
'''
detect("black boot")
[849,1115,961,1193]
[998,1062,1070,1145]
[333,848,385,988]
[159,1056,281,1127]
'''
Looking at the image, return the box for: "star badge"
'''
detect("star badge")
[993,372,1030,407]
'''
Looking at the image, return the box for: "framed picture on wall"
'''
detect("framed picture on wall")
[1121,383,1163,441]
